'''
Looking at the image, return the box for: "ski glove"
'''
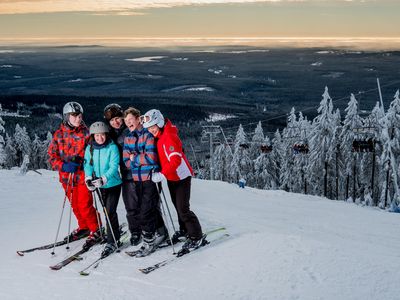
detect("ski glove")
[92,176,107,188]
[151,172,165,183]
[61,161,80,173]
[85,177,96,192]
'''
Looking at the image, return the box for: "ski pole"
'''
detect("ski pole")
[94,188,119,250]
[155,182,176,254]
[51,173,72,255]
[92,190,104,241]
[150,168,177,233]
[66,173,75,251]
[159,182,177,233]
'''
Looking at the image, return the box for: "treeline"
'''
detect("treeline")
[202,87,400,209]
[1,87,400,210]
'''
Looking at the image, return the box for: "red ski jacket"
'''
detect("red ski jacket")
[155,119,193,181]
[48,123,90,185]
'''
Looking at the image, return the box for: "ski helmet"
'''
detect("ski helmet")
[104,103,123,121]
[141,109,165,129]
[63,102,83,122]
[89,121,109,135]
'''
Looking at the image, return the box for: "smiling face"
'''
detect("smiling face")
[68,113,82,127]
[94,133,106,145]
[147,124,160,137]
[124,113,141,132]
[109,116,124,129]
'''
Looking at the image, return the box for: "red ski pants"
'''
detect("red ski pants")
[62,183,100,232]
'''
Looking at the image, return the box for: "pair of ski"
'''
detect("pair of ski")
[138,227,229,274]
[78,234,131,276]
[50,224,128,271]
[79,232,172,276]
[16,231,90,256]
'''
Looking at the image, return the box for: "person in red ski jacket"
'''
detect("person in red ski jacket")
[141,109,205,251]
[48,102,100,249]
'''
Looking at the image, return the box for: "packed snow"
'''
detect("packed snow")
[1,169,400,300]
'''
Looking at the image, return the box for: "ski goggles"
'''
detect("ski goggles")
[140,115,151,124]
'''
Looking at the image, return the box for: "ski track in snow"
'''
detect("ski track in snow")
[1,169,400,300]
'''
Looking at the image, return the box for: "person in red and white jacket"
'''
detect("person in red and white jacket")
[142,109,205,251]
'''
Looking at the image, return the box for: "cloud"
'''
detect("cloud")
[0,0,372,15]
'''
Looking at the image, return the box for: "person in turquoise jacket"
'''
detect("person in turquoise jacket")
[84,121,122,258]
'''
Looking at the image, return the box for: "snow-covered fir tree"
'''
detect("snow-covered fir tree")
[214,143,233,182]
[230,124,252,184]
[309,87,336,197]
[368,102,386,206]
[379,90,400,208]
[279,107,297,192]
[292,112,312,194]
[3,133,17,169]
[30,134,41,170]
[14,124,32,167]
[19,154,30,175]
[248,121,265,186]
[339,93,363,201]
[254,135,278,189]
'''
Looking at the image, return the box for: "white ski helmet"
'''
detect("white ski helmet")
[89,121,109,135]
[63,101,83,121]
[141,109,165,129]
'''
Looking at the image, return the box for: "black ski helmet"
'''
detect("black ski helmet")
[104,103,123,121]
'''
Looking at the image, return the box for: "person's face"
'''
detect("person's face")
[109,117,123,129]
[148,124,160,137]
[124,114,141,132]
[68,113,82,127]
[94,133,106,145]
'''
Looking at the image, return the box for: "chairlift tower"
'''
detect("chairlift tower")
[201,125,221,180]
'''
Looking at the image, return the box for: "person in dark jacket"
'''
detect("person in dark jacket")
[141,109,205,252]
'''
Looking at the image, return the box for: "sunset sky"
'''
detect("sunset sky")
[0,0,399,46]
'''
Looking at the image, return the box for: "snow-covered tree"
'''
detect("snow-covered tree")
[3,133,17,169]
[248,122,265,186]
[339,94,363,201]
[214,143,232,182]
[309,87,336,197]
[380,90,400,208]
[30,134,41,170]
[19,154,30,175]
[254,135,278,189]
[367,102,386,206]
[230,124,252,183]
[249,122,264,160]
[14,124,31,166]
[279,108,298,192]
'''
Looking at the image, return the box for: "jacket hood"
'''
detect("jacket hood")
[162,119,178,136]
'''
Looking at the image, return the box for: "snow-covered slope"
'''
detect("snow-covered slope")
[1,170,399,300]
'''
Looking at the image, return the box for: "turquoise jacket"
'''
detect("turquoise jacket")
[84,139,122,189]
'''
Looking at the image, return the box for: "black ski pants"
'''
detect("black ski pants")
[98,184,121,244]
[122,179,163,235]
[167,176,202,240]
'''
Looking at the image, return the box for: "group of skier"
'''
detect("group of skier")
[48,101,204,258]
